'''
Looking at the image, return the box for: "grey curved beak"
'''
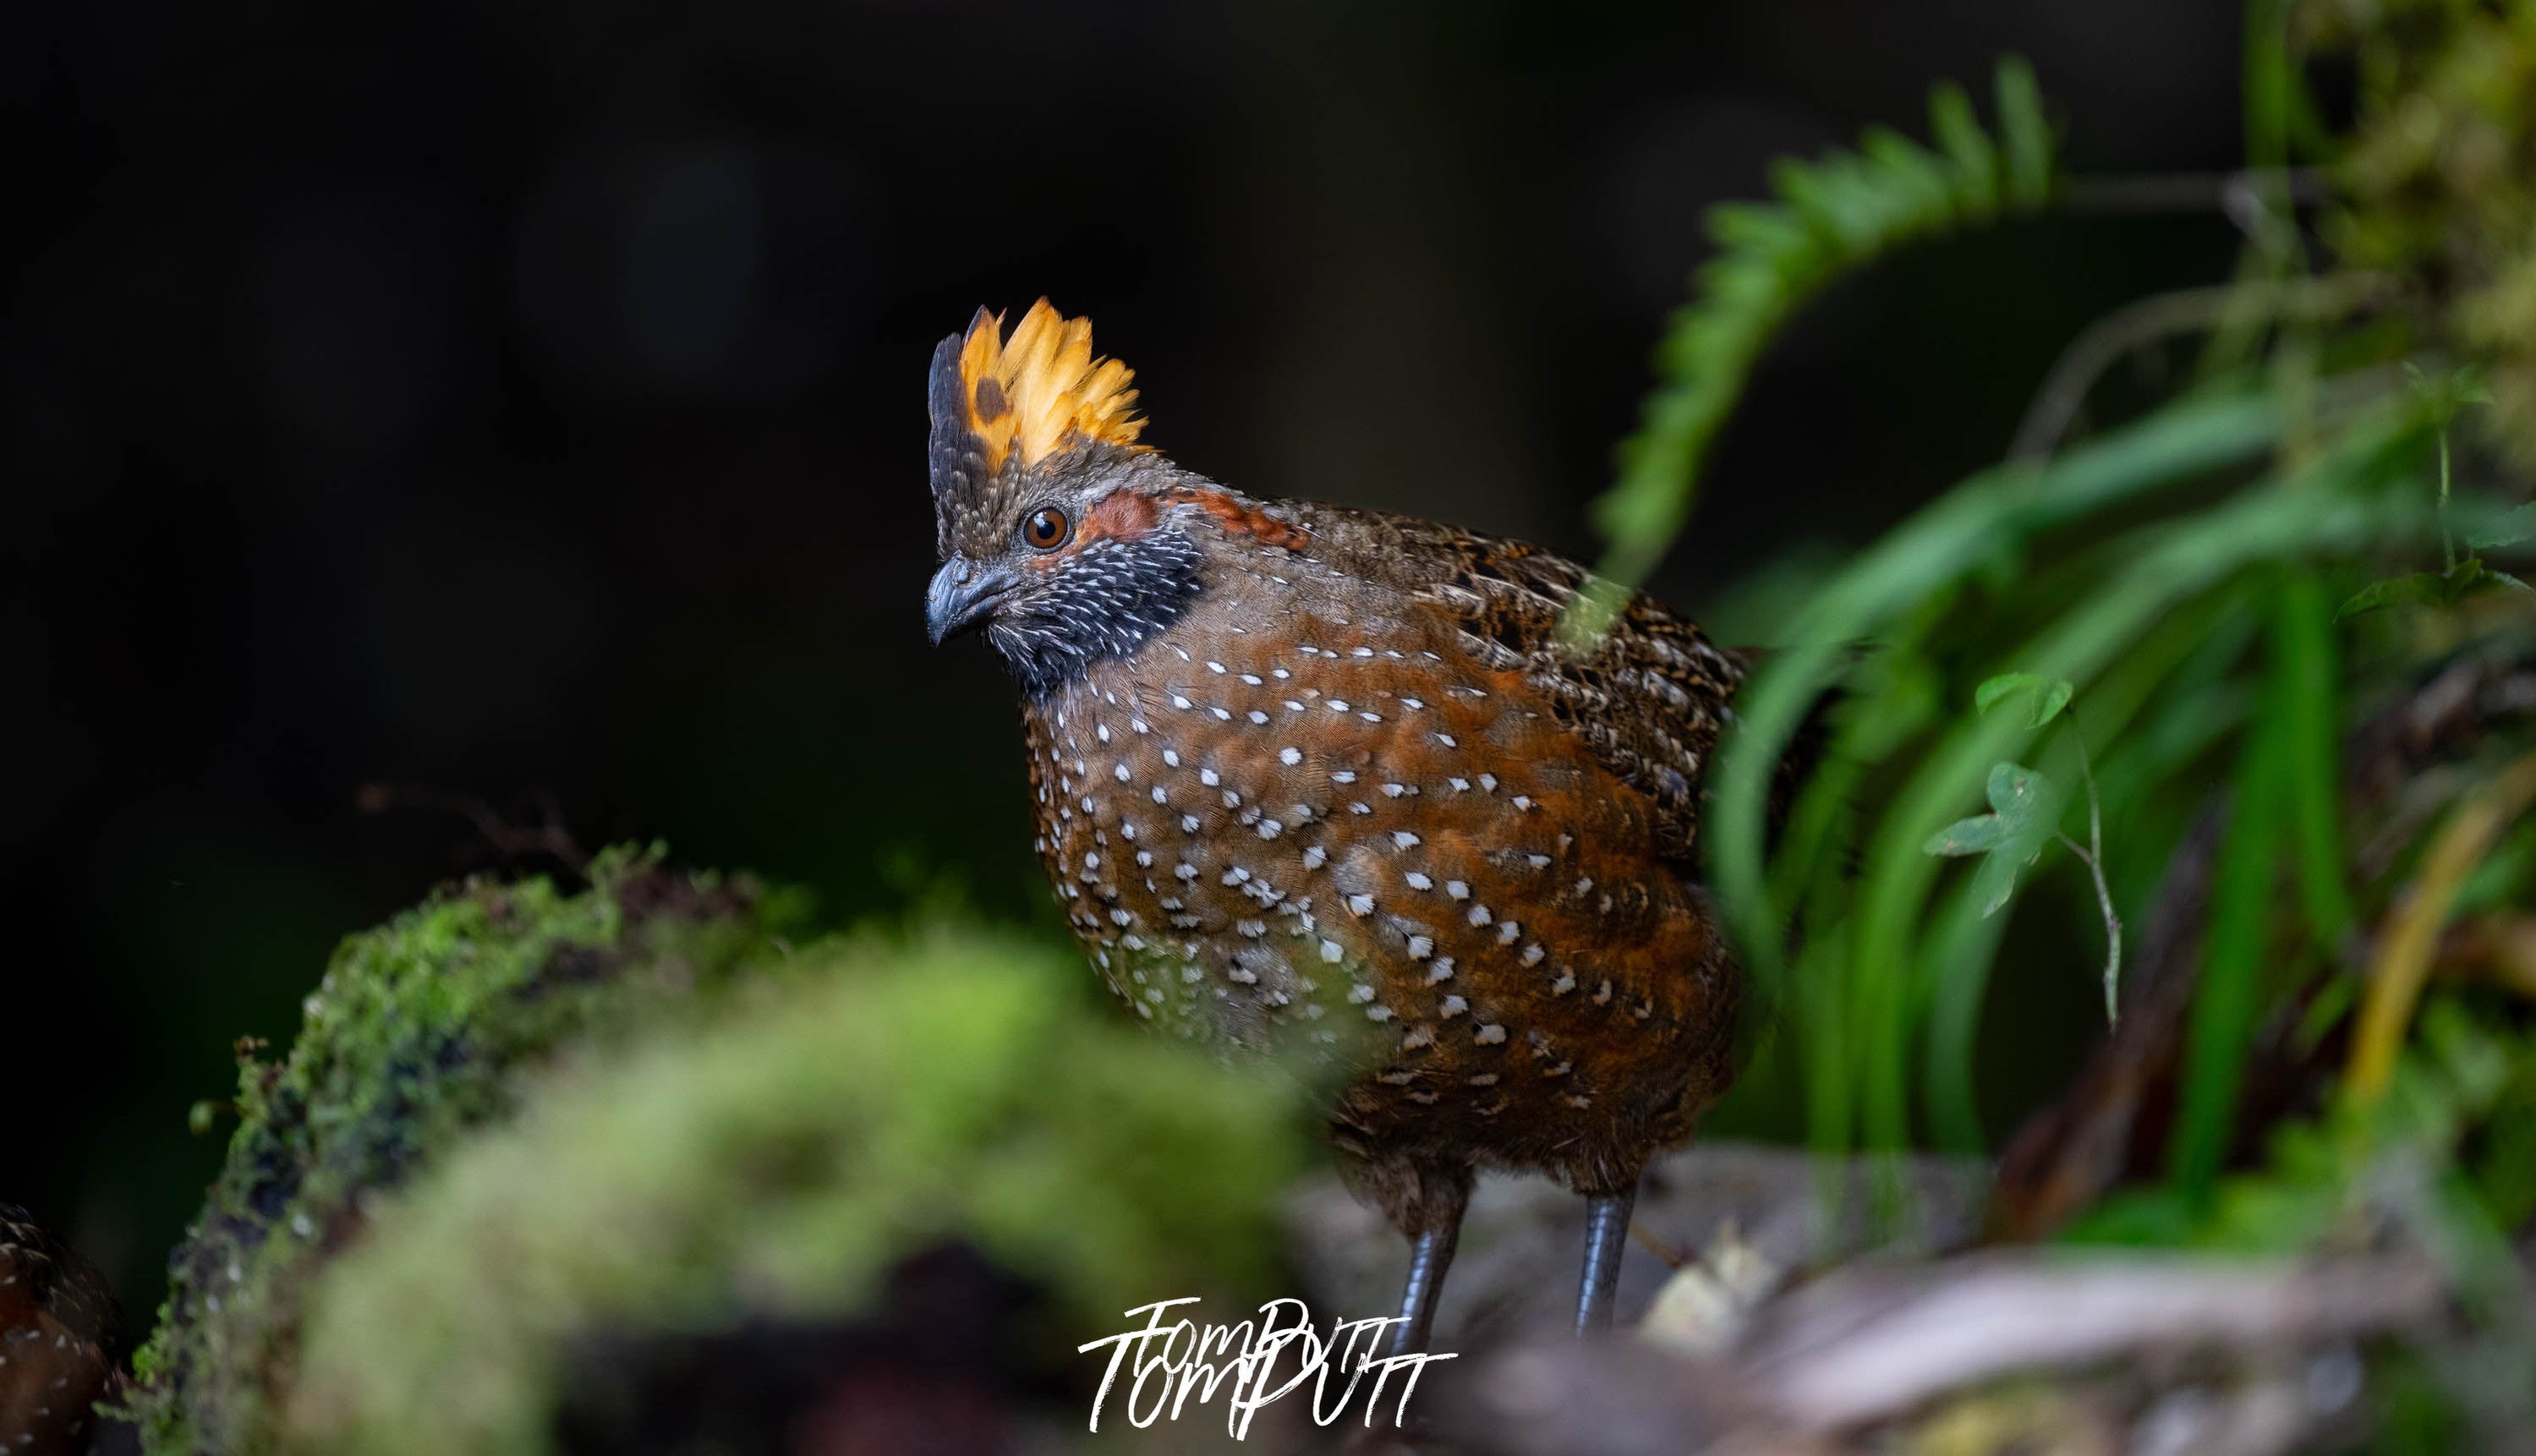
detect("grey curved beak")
[926,556,1018,644]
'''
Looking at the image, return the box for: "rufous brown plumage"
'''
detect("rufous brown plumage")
[923,301,1755,1349]
[1,1206,122,1456]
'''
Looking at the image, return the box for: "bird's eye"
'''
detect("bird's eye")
[1022,507,1071,550]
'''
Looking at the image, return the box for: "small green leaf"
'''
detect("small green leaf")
[1986,760,2047,821]
[2440,558,2489,603]
[1975,672,2043,715]
[2402,360,2493,419]
[2433,557,2536,603]
[2032,678,2074,726]
[1927,761,2059,911]
[1925,815,2011,857]
[2469,502,2536,550]
[1931,759,2057,916]
[1975,671,2074,726]
[2338,561,2529,619]
[1972,840,2035,917]
[2335,572,2441,620]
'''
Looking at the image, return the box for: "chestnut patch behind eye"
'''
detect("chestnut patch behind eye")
[1074,490,1164,546]
[1157,485,1311,550]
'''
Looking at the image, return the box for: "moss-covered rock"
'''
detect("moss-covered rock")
[121,851,1311,1454]
[123,850,779,1454]
[276,926,1306,1455]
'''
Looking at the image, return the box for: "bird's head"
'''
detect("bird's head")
[923,301,1219,691]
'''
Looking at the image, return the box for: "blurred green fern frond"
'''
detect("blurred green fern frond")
[1570,57,2057,638]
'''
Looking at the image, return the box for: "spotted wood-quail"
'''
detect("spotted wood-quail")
[1,1206,122,1456]
[924,301,1749,1353]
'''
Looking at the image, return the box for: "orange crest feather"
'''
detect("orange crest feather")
[956,300,1148,473]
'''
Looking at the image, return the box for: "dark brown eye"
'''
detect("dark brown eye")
[1022,507,1071,550]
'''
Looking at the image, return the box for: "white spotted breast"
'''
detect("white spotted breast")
[1021,555,1729,1150]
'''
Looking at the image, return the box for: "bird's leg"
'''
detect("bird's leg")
[1381,1219,1461,1360]
[1380,1165,1471,1360]
[1575,1179,1639,1336]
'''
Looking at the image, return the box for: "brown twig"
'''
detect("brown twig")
[2058,167,2333,220]
[1630,1219,1691,1273]
[2007,274,2391,463]
[1745,1253,2441,1432]
[354,784,592,878]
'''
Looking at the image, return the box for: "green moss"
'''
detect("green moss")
[122,851,1309,1455]
[123,849,784,1455]
[275,924,1305,1456]
[2309,0,2536,460]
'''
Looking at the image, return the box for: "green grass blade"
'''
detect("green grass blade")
[2172,688,2288,1200]
[2273,570,2355,943]
[1920,873,2014,1152]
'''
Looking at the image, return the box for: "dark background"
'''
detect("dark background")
[7,0,2246,1318]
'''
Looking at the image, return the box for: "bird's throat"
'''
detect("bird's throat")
[991,530,1205,694]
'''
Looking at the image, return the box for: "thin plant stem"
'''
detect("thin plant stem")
[2057,167,2330,217]
[2008,274,2386,463]
[2436,420,2457,572]
[2055,737,2124,1025]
